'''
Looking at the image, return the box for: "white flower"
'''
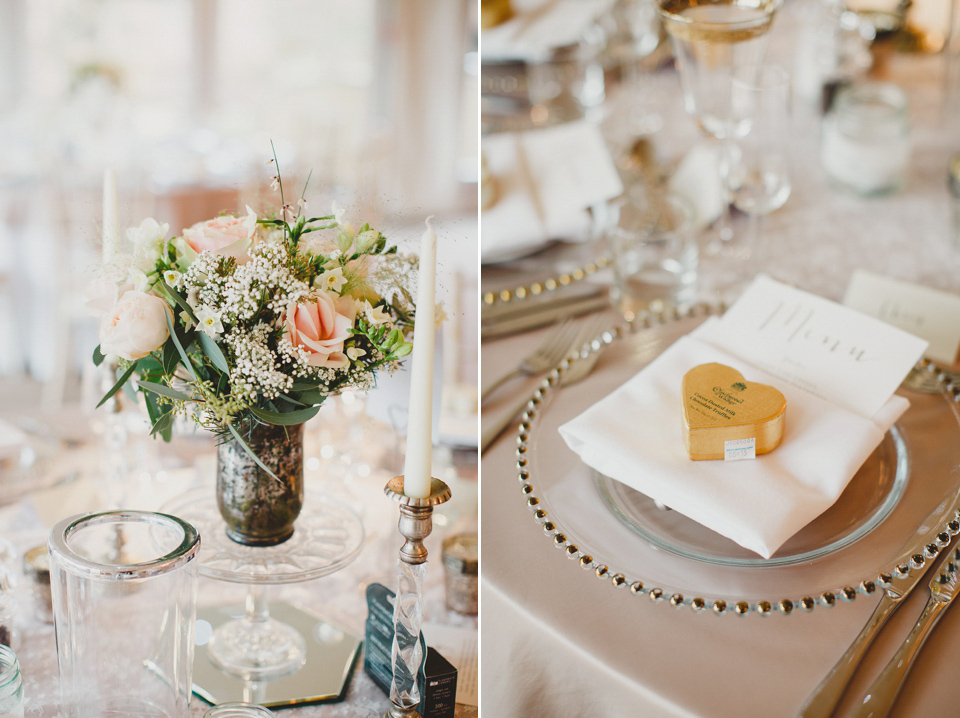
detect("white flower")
[99,291,172,361]
[361,300,391,326]
[126,218,169,249]
[331,200,345,225]
[163,269,181,286]
[270,177,280,191]
[298,198,307,212]
[317,267,347,293]
[128,268,150,293]
[346,346,366,361]
[196,306,224,337]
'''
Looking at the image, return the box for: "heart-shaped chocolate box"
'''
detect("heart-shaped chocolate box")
[681,363,786,460]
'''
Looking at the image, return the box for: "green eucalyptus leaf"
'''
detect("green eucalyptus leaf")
[296,390,327,406]
[250,405,320,425]
[137,380,192,402]
[150,412,175,439]
[96,361,139,409]
[165,311,197,381]
[158,279,197,322]
[226,423,279,481]
[92,345,105,367]
[197,332,229,374]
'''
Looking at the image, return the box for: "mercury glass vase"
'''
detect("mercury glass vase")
[217,422,305,547]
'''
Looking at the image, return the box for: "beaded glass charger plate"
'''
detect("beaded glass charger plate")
[518,306,960,615]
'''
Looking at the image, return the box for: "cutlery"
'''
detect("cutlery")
[481,317,580,402]
[481,283,610,340]
[481,316,608,454]
[851,544,960,718]
[797,506,958,718]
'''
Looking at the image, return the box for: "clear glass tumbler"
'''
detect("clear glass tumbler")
[607,191,699,317]
[0,645,23,717]
[48,510,201,718]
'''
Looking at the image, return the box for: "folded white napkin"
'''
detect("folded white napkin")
[482,0,615,63]
[0,419,27,463]
[667,143,725,231]
[558,324,909,558]
[481,122,623,263]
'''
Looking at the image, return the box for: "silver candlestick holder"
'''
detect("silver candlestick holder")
[383,476,452,718]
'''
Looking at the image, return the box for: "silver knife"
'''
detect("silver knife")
[850,544,960,718]
[797,505,958,718]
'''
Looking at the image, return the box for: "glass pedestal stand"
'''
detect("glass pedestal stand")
[163,488,365,706]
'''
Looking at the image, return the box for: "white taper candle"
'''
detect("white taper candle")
[402,217,437,498]
[102,169,119,263]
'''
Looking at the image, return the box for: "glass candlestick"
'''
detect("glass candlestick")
[383,476,451,718]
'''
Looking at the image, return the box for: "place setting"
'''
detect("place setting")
[480,0,960,715]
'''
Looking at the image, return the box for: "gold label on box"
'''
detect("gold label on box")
[682,363,786,461]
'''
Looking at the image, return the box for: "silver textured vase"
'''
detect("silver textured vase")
[216,422,304,546]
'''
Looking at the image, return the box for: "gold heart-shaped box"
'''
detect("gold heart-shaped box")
[681,363,786,461]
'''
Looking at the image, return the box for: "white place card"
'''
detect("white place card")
[521,120,624,238]
[698,275,928,418]
[843,269,960,365]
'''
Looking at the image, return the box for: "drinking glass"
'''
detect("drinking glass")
[607,190,699,317]
[657,0,783,246]
[726,65,792,269]
[48,510,201,718]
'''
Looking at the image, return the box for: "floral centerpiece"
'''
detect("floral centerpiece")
[88,166,417,545]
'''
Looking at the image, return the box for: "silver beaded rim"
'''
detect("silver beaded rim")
[515,302,960,616]
[482,253,614,307]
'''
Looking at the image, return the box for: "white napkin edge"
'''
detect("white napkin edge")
[558,331,909,557]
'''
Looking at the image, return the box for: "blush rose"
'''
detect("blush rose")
[284,292,353,369]
[99,291,173,361]
[182,207,257,263]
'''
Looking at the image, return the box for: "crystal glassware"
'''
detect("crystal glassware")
[48,510,201,718]
[658,0,783,248]
[203,702,275,718]
[726,65,792,271]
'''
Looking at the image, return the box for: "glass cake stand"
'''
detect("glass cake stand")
[162,487,365,704]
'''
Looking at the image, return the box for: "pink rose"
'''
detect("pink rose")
[99,291,173,361]
[182,207,257,263]
[284,292,353,369]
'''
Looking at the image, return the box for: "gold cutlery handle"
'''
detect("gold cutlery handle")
[797,590,900,718]
[851,596,949,718]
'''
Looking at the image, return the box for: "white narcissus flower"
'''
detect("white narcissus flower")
[129,268,150,293]
[361,300,391,326]
[317,267,346,293]
[196,306,224,337]
[163,269,181,286]
[346,346,366,361]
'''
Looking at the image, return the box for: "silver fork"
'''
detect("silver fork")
[481,317,580,402]
[480,315,608,454]
[851,545,960,718]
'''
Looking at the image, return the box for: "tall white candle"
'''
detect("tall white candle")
[102,169,120,263]
[402,217,437,498]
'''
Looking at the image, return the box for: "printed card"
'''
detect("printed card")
[843,269,960,365]
[697,275,928,418]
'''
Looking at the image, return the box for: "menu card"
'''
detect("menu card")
[698,275,928,418]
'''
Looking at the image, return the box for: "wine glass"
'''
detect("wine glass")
[726,65,792,270]
[603,0,665,136]
[657,0,783,247]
